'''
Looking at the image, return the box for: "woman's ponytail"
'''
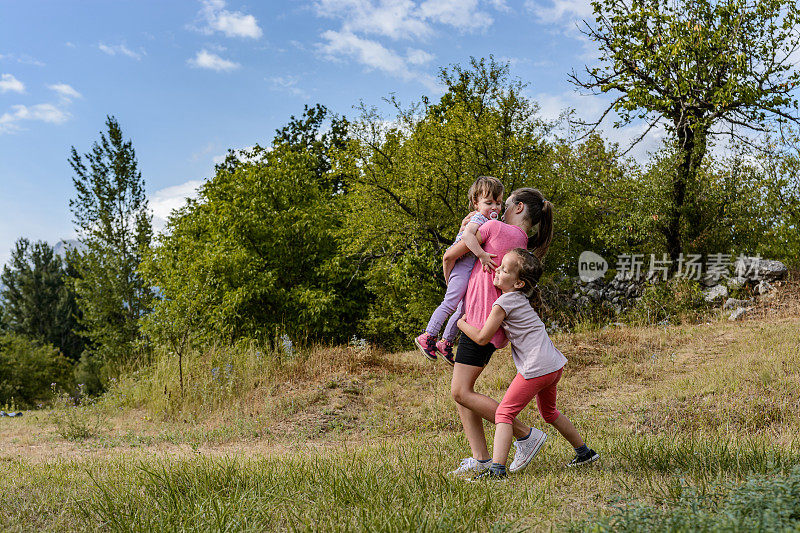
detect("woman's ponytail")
[529,200,553,259]
[510,188,553,259]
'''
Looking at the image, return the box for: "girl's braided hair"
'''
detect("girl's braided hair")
[509,247,544,313]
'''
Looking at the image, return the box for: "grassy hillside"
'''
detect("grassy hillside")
[1,311,799,531]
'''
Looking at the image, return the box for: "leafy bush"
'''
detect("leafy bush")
[575,466,800,532]
[0,333,72,407]
[624,278,707,325]
[51,383,107,440]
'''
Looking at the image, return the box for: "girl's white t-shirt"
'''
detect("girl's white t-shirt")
[493,291,567,379]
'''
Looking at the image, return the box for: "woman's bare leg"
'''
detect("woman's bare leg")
[450,363,531,455]
[456,401,490,460]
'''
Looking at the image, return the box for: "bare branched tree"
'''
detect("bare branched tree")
[570,0,800,260]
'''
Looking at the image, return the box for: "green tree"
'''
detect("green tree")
[571,0,800,262]
[339,58,555,344]
[588,143,771,261]
[0,333,72,407]
[142,106,365,359]
[546,133,641,267]
[758,130,800,265]
[68,116,153,386]
[0,239,84,362]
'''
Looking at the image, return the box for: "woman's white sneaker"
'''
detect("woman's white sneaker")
[448,457,491,476]
[509,428,547,473]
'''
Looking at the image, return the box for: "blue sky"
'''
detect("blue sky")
[1,0,656,266]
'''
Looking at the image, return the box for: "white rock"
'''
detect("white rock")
[703,284,728,303]
[753,280,773,296]
[728,307,749,321]
[723,298,751,310]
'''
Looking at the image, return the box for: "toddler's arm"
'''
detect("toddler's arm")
[462,223,497,271]
[458,211,477,233]
[457,306,506,345]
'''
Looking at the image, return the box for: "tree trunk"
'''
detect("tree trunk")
[666,121,708,265]
[178,350,184,396]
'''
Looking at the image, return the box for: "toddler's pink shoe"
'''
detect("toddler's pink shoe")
[436,339,455,365]
[414,333,438,361]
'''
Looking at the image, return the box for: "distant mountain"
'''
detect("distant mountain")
[53,239,85,258]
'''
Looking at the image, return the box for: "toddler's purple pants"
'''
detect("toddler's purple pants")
[425,254,476,341]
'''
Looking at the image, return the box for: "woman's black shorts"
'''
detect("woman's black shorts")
[454,335,497,367]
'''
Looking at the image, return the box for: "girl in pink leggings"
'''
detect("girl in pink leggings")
[457,248,599,479]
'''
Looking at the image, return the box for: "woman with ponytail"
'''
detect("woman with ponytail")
[441,187,560,476]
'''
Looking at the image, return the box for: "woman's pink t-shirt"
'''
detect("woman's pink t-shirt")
[463,220,529,349]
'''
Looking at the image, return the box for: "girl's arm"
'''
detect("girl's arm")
[457,305,506,346]
[461,223,497,271]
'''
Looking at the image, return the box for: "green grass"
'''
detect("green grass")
[2,316,799,531]
[2,432,798,532]
[571,466,800,532]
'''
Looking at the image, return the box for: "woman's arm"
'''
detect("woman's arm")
[443,225,487,280]
[443,240,470,265]
[457,305,506,346]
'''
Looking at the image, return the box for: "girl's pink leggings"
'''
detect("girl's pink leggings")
[495,368,563,425]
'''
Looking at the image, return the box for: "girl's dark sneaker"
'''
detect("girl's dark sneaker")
[566,449,600,467]
[438,340,456,366]
[469,467,507,481]
[435,339,454,359]
[413,333,438,360]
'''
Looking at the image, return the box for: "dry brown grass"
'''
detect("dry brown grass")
[2,306,800,532]
[2,299,799,468]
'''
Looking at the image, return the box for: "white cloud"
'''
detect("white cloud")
[16,54,45,67]
[197,0,263,39]
[406,48,434,65]
[188,49,241,72]
[0,83,80,134]
[525,0,593,23]
[534,89,668,161]
[312,1,505,90]
[189,142,217,162]
[0,53,45,67]
[269,76,310,98]
[315,0,432,40]
[48,83,81,100]
[98,43,144,60]
[320,30,438,89]
[533,90,605,123]
[314,0,495,40]
[489,0,511,11]
[212,145,260,165]
[0,103,71,134]
[151,180,204,231]
[0,73,25,94]
[418,0,492,32]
